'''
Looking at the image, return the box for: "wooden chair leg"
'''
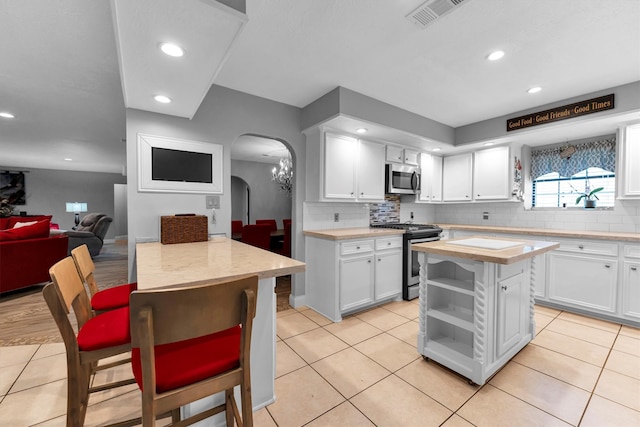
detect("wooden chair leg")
[225,389,235,426]
[241,381,253,427]
[67,361,91,427]
[171,408,181,423]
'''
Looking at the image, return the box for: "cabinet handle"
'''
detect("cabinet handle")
[578,245,584,249]
[605,264,611,268]
[632,267,638,271]
[368,259,371,263]
[501,285,507,291]
[356,246,360,250]
[378,258,381,262]
[361,192,364,196]
[477,194,480,197]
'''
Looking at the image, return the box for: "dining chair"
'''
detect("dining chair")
[241,224,271,250]
[71,244,137,312]
[231,220,243,235]
[44,256,135,427]
[282,218,291,228]
[129,275,258,427]
[255,219,277,232]
[277,221,292,257]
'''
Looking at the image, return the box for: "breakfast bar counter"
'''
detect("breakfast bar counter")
[136,238,305,419]
[412,236,558,385]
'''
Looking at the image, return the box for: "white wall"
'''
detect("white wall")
[125,85,306,297]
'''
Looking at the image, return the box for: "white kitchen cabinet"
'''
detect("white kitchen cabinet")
[386,145,419,165]
[548,240,618,315]
[323,133,385,202]
[442,153,472,202]
[418,153,443,203]
[619,124,640,198]
[496,271,527,359]
[306,234,403,321]
[622,244,640,322]
[473,146,510,200]
[340,255,374,312]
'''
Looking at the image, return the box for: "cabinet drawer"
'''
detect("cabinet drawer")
[375,236,403,251]
[555,240,618,257]
[624,245,640,259]
[341,239,374,256]
[497,263,525,280]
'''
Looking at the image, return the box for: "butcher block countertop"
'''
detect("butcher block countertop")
[439,223,639,243]
[303,227,404,240]
[412,236,560,265]
[136,238,305,290]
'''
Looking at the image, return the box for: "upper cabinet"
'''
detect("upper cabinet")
[418,153,442,203]
[323,133,385,202]
[386,146,419,166]
[442,153,472,202]
[473,146,510,200]
[619,124,640,198]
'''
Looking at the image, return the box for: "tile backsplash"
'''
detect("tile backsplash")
[369,195,401,224]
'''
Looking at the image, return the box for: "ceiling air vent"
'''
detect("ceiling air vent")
[406,0,471,29]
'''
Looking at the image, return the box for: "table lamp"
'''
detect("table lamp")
[65,202,87,229]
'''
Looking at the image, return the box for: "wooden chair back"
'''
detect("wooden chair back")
[71,244,100,298]
[49,256,93,329]
[255,219,277,232]
[130,275,258,426]
[241,224,271,250]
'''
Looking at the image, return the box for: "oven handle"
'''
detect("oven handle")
[408,236,441,244]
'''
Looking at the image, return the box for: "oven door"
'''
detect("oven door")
[406,235,441,300]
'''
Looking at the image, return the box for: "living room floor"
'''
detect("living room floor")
[0,298,638,426]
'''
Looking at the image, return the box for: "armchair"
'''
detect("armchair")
[65,213,112,257]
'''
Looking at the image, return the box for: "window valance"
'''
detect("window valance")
[531,137,616,180]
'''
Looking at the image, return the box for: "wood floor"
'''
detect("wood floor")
[0,243,292,346]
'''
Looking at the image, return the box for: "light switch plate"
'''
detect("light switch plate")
[206,195,220,209]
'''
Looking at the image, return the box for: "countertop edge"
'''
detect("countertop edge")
[303,228,405,240]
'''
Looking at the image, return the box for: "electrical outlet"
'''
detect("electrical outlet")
[483,211,489,220]
[410,211,414,220]
[334,213,339,222]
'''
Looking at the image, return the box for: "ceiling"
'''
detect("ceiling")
[1,0,639,173]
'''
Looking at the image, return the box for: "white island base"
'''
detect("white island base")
[413,237,559,386]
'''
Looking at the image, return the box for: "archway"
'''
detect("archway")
[230,176,250,225]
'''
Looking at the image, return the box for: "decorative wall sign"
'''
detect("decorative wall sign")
[507,94,614,132]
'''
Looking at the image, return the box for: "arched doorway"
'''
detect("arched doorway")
[230,176,250,225]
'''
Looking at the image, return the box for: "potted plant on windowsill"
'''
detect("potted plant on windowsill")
[575,186,603,209]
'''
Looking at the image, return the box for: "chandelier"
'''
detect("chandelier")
[271,155,293,195]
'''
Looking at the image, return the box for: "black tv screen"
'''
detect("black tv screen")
[151,147,213,183]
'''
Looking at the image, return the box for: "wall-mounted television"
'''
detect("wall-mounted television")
[138,134,223,194]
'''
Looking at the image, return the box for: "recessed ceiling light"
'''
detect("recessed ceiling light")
[64,158,73,161]
[356,128,367,134]
[159,42,184,57]
[432,148,441,152]
[0,112,15,119]
[483,142,494,146]
[487,50,504,61]
[527,86,542,94]
[154,95,172,104]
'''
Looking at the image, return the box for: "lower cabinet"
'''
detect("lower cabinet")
[496,271,527,359]
[547,242,618,315]
[622,244,640,322]
[306,234,403,321]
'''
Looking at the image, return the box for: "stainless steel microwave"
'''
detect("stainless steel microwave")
[385,164,420,194]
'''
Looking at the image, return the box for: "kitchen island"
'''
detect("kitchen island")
[136,238,305,419]
[412,236,559,385]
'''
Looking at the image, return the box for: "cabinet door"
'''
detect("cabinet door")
[431,155,443,202]
[324,133,357,199]
[548,253,617,313]
[419,153,432,201]
[496,273,526,358]
[622,125,640,197]
[443,153,472,202]
[386,145,403,163]
[622,261,640,320]
[357,139,385,201]
[404,149,419,165]
[473,146,510,200]
[340,256,374,312]
[374,250,402,300]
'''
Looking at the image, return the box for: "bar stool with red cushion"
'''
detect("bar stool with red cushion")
[241,224,271,250]
[255,219,277,232]
[231,220,243,235]
[44,257,134,426]
[71,244,137,312]
[130,275,258,426]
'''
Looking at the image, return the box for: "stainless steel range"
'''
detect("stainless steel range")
[370,223,443,300]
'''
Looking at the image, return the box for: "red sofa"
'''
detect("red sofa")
[0,216,68,294]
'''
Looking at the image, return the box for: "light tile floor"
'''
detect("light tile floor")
[0,300,638,426]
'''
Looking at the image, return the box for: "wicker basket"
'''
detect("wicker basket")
[160,215,208,244]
